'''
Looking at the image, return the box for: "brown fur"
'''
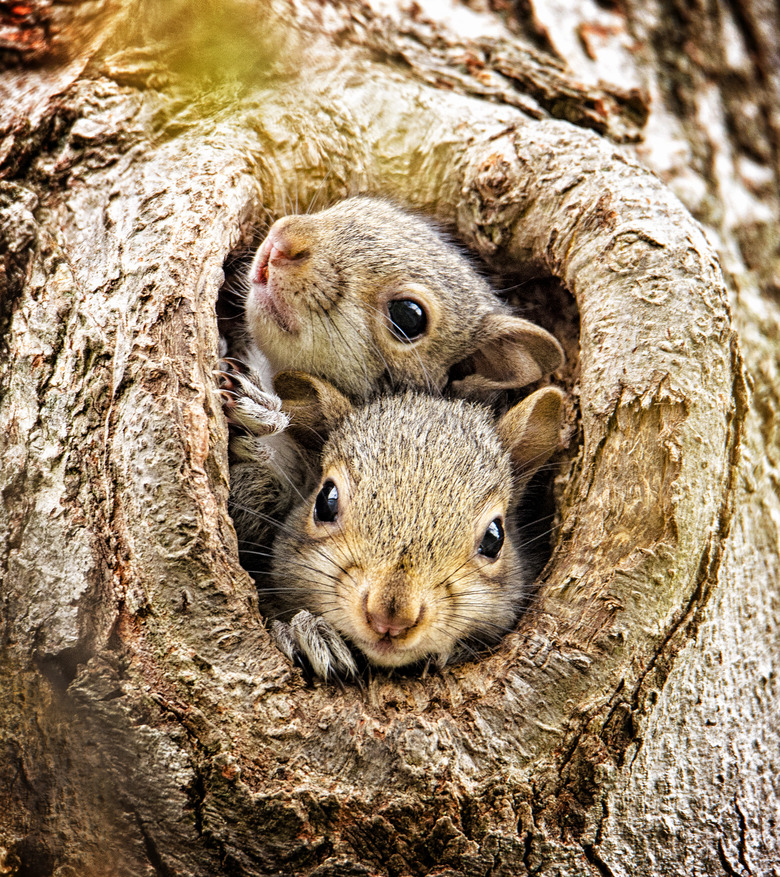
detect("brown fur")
[225,197,564,563]
[224,198,566,676]
[268,385,562,674]
[244,197,563,400]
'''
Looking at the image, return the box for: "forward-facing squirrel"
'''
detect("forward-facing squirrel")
[260,374,563,680]
[223,196,564,556]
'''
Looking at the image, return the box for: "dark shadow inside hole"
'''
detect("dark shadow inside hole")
[515,464,559,583]
[497,272,582,388]
[217,244,256,355]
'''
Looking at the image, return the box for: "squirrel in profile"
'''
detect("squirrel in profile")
[222,196,565,553]
[259,373,563,681]
[239,196,562,399]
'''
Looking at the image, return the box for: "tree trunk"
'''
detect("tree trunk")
[0,1,777,875]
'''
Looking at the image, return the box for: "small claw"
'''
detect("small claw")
[270,620,298,664]
[219,356,248,373]
[216,359,248,401]
[217,364,289,437]
[217,372,235,391]
[308,614,359,680]
[272,610,359,683]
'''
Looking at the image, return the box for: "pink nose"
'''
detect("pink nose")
[367,612,407,637]
[252,228,295,283]
[366,605,424,637]
[268,242,290,263]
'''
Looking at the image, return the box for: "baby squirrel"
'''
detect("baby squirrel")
[224,196,565,555]
[264,373,563,680]
[242,196,564,400]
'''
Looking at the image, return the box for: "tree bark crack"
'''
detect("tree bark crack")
[617,337,748,735]
[583,843,616,877]
[136,810,178,877]
[733,794,753,877]
[717,837,746,877]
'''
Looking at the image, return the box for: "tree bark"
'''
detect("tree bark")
[0,1,777,875]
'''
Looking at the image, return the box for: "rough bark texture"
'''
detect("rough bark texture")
[0,0,777,875]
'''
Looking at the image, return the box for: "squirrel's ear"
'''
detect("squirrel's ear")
[274,371,353,452]
[451,314,564,397]
[497,387,563,487]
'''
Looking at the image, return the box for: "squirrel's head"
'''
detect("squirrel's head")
[245,197,563,400]
[270,376,563,669]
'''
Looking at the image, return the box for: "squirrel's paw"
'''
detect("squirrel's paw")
[271,612,359,682]
[228,433,274,465]
[217,359,288,438]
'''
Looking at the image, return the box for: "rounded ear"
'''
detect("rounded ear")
[273,371,354,453]
[451,314,565,398]
[496,386,563,490]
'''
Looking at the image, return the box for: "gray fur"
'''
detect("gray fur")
[244,196,563,400]
[223,198,565,679]
[268,389,561,679]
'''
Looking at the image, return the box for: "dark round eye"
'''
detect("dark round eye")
[314,480,339,523]
[387,299,428,342]
[478,518,504,559]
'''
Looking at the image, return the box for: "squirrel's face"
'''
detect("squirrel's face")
[270,394,527,669]
[245,198,502,400]
[293,474,522,669]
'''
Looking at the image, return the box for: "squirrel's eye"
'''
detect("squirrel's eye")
[387,299,427,342]
[314,480,339,523]
[478,518,504,559]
